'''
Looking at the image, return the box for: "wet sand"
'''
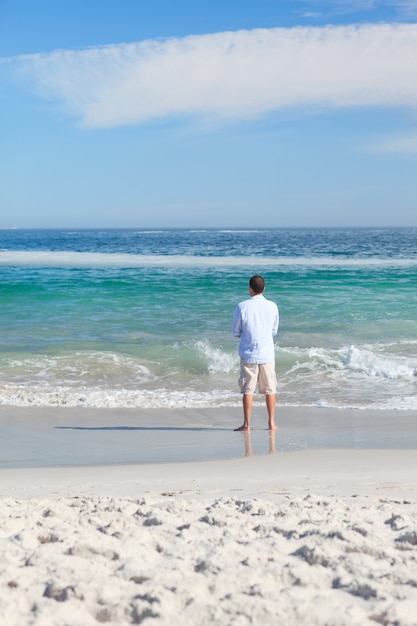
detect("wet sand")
[1,405,416,469]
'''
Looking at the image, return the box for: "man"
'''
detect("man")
[232,275,279,431]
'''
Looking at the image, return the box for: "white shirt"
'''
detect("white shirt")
[232,294,279,364]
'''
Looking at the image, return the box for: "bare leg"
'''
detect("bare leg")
[234,393,253,431]
[266,394,277,430]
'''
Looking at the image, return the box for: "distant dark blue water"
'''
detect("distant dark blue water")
[2,227,417,258]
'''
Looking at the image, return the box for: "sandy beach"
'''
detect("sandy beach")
[1,407,417,625]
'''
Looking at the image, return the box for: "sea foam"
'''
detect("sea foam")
[2,250,417,269]
[344,345,417,379]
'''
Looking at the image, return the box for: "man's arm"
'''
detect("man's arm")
[232,305,242,337]
[272,306,279,336]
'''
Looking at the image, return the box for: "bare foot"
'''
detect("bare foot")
[268,424,278,431]
[234,425,249,431]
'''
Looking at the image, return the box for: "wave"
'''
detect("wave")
[194,340,237,373]
[132,230,165,234]
[276,343,417,411]
[1,381,416,410]
[279,343,417,381]
[344,345,417,379]
[1,342,416,410]
[0,384,239,409]
[2,250,417,269]
[1,352,158,388]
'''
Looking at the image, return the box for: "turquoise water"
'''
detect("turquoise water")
[1,228,417,410]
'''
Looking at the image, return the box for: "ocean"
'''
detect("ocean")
[1,228,417,411]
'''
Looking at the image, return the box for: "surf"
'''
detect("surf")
[2,250,417,269]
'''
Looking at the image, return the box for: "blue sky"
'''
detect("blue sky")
[1,0,416,228]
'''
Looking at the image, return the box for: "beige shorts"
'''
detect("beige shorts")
[238,358,277,395]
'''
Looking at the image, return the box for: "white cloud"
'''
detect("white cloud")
[371,132,417,153]
[8,23,417,128]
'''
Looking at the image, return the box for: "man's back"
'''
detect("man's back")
[232,294,279,364]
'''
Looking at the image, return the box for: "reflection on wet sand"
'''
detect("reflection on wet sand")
[242,430,276,456]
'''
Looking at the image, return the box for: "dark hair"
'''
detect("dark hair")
[249,275,265,294]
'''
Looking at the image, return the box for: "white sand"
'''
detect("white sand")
[1,408,417,625]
